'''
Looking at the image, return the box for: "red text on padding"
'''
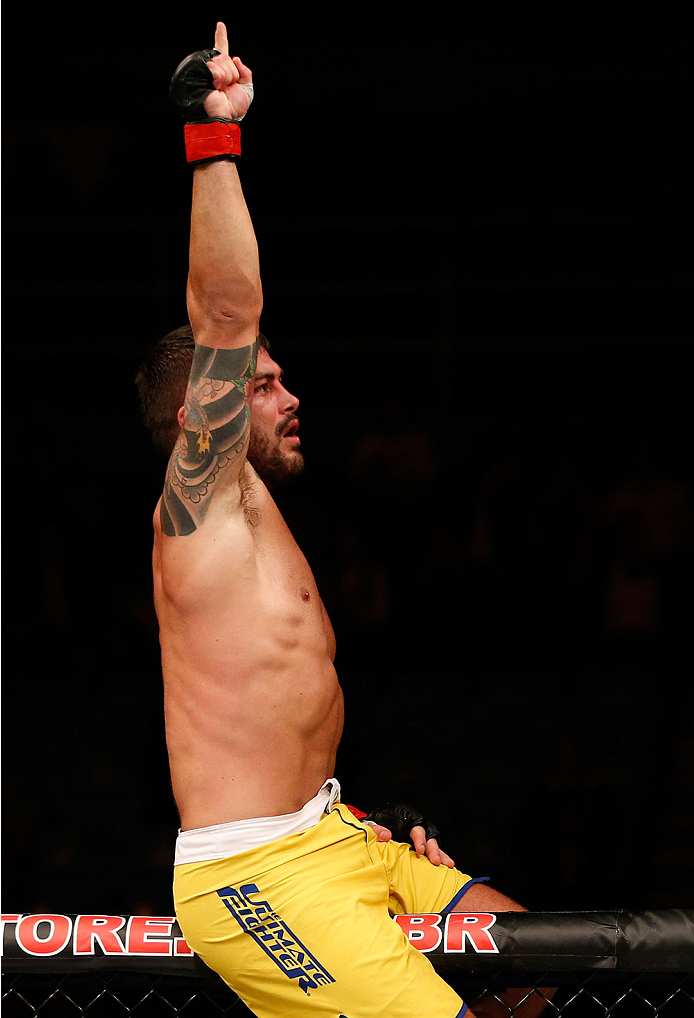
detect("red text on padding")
[1,915,193,957]
[395,912,499,953]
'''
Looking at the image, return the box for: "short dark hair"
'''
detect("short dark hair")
[135,325,269,458]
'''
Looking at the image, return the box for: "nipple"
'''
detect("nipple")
[300,587,310,602]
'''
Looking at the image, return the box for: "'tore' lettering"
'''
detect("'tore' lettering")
[1,915,194,958]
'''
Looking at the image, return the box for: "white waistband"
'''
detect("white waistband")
[174,778,341,866]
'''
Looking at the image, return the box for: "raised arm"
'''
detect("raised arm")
[160,23,262,537]
[186,24,261,351]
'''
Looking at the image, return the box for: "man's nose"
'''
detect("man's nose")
[281,385,299,413]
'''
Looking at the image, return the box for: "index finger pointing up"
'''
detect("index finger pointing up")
[214,21,229,55]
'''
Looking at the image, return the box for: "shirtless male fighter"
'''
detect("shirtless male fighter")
[146,22,549,1018]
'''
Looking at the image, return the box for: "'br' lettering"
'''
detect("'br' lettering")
[395,912,499,954]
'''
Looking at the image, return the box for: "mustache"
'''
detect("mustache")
[276,413,299,438]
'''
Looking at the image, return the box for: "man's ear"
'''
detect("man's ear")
[177,406,185,428]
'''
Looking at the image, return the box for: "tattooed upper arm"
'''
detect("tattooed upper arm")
[160,341,257,537]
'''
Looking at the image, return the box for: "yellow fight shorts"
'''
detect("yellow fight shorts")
[174,800,474,1018]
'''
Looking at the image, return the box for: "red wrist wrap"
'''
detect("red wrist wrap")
[345,804,368,820]
[184,121,241,163]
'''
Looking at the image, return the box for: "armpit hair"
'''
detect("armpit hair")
[240,471,260,528]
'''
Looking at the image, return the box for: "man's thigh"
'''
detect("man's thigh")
[176,814,465,1017]
[206,883,464,1016]
[377,834,477,916]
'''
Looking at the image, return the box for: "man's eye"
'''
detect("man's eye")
[254,383,268,394]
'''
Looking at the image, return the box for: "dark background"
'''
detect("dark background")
[2,3,692,918]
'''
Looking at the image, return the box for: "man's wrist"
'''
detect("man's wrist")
[184,121,241,164]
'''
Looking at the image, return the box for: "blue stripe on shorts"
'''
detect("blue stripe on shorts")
[441,875,490,914]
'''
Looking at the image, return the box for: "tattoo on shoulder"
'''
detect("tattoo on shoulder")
[160,342,257,537]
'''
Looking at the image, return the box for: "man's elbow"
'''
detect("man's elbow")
[187,281,262,342]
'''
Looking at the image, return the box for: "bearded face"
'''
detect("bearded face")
[247,349,304,489]
[247,410,304,488]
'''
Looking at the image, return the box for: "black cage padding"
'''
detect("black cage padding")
[3,910,693,977]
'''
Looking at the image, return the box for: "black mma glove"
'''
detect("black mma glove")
[171,49,226,123]
[170,47,252,163]
[363,803,440,845]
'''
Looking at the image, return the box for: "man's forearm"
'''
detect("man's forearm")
[187,159,262,346]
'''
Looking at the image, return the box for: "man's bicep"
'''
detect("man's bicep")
[160,341,257,537]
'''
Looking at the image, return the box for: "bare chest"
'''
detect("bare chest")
[240,472,336,658]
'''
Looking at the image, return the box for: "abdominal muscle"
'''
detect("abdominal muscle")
[153,484,344,833]
[163,649,344,831]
